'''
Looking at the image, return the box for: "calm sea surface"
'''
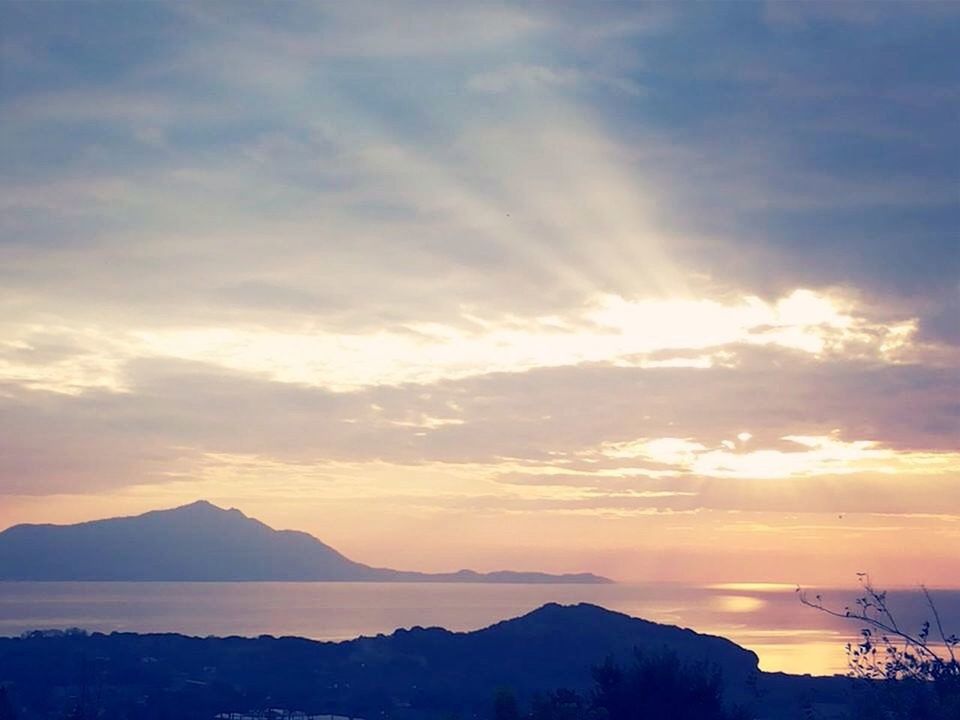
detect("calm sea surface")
[1,582,957,676]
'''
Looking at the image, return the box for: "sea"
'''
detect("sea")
[1,581,957,676]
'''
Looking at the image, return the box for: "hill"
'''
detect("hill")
[0,602,831,719]
[0,501,609,583]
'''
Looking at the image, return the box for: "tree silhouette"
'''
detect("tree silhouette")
[0,687,16,720]
[591,651,741,720]
[530,689,585,720]
[494,688,521,720]
[494,652,751,720]
[800,574,960,719]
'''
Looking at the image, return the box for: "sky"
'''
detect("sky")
[1,0,958,586]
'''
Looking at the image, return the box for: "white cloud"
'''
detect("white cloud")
[0,287,916,393]
[602,434,960,480]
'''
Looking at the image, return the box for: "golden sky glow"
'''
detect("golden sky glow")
[0,288,919,393]
[1,1,959,592]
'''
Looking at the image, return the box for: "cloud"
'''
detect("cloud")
[468,64,583,94]
[762,0,959,29]
[3,0,955,347]
[601,434,960,481]
[2,345,958,515]
[1,0,957,586]
[467,63,644,96]
[0,248,923,392]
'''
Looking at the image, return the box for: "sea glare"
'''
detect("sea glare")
[2,581,958,676]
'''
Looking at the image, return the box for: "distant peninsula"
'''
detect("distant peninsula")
[0,500,611,583]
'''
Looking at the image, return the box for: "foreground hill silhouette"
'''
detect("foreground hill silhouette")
[0,501,609,583]
[0,603,850,719]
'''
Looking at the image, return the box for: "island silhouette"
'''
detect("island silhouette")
[0,500,610,583]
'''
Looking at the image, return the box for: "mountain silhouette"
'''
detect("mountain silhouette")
[0,500,610,583]
[3,602,819,718]
[378,602,762,700]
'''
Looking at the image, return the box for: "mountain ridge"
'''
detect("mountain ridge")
[0,500,611,584]
[0,602,853,718]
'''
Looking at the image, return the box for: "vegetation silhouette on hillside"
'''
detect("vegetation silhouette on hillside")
[493,651,752,720]
[801,574,960,720]
[0,604,766,719]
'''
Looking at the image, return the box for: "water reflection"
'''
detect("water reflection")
[0,582,956,676]
[709,595,767,613]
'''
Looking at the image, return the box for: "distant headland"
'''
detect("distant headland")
[0,500,612,583]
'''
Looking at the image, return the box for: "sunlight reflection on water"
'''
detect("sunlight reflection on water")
[1,582,956,676]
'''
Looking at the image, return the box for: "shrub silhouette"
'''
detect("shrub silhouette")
[530,689,586,720]
[801,574,960,720]
[592,651,734,720]
[496,651,751,720]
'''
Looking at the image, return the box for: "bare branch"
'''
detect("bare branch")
[923,585,958,667]
[800,577,958,682]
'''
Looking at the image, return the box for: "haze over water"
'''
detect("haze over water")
[2,5,958,704]
[3,1,959,594]
[3,581,958,676]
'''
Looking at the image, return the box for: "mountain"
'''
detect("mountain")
[0,500,610,583]
[2,603,828,719]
